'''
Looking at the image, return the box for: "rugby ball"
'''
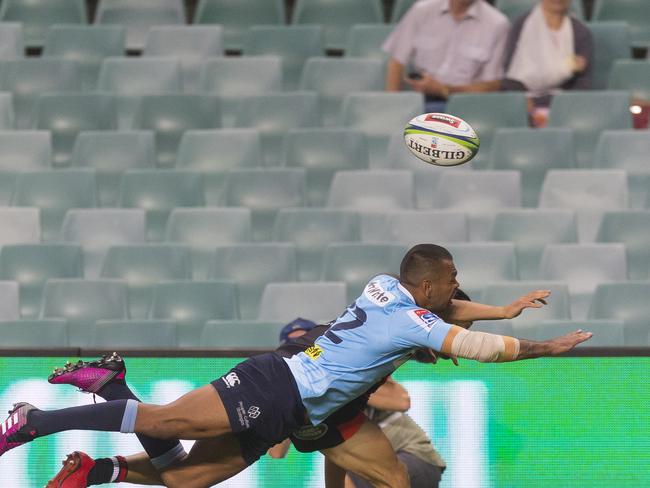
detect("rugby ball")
[404,113,480,166]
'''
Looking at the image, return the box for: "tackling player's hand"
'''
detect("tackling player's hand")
[548,329,593,355]
[415,348,459,366]
[502,290,550,319]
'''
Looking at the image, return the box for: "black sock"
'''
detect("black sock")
[88,456,128,485]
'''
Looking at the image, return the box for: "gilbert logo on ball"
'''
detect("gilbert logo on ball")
[404,113,480,166]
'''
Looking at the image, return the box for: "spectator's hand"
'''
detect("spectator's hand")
[571,55,588,74]
[405,73,450,99]
[502,290,550,319]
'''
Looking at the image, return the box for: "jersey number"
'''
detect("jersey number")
[325,304,367,344]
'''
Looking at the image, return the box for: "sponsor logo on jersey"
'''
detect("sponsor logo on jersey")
[293,423,329,440]
[222,372,240,389]
[425,113,461,128]
[364,281,395,307]
[305,345,323,360]
[407,308,439,330]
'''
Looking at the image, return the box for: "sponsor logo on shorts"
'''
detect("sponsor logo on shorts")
[222,372,240,389]
[235,401,250,429]
[305,345,323,360]
[364,281,395,307]
[293,423,329,440]
[425,113,461,128]
[407,308,439,330]
[247,406,261,419]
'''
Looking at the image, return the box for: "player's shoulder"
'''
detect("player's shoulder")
[402,307,445,332]
[360,274,400,308]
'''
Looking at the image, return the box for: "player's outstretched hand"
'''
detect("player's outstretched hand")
[548,330,593,355]
[503,290,550,319]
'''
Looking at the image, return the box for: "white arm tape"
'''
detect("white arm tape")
[450,329,520,363]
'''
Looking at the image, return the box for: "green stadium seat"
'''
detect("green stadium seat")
[43,25,125,90]
[0,0,86,48]
[133,94,220,168]
[148,280,238,347]
[34,93,117,167]
[60,209,146,278]
[92,319,177,349]
[608,60,650,102]
[272,209,360,281]
[0,243,83,318]
[292,0,383,51]
[0,59,81,129]
[539,243,627,320]
[0,319,68,348]
[533,319,624,347]
[299,58,384,126]
[95,0,186,51]
[199,57,283,128]
[345,24,392,61]
[165,208,252,278]
[40,279,128,347]
[547,91,632,167]
[592,0,650,48]
[201,320,285,349]
[0,208,41,245]
[222,168,306,241]
[209,243,298,319]
[0,130,52,204]
[340,92,423,164]
[194,0,286,52]
[587,22,631,90]
[470,320,514,337]
[390,0,418,22]
[283,128,368,206]
[244,25,324,90]
[0,23,24,60]
[143,26,223,93]
[495,0,584,21]
[258,281,347,323]
[117,170,204,242]
[491,209,578,280]
[100,244,191,319]
[588,282,650,345]
[0,281,20,320]
[97,57,183,129]
[0,92,13,130]
[596,211,650,280]
[488,128,576,207]
[539,170,629,242]
[362,209,468,244]
[70,131,156,207]
[234,92,320,165]
[11,169,97,242]
[321,243,406,303]
[327,170,414,210]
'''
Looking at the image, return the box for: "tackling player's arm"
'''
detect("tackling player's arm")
[442,290,551,323]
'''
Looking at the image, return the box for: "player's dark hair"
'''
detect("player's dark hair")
[400,244,453,286]
[453,288,471,302]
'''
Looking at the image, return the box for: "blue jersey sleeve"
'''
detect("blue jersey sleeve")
[390,307,454,352]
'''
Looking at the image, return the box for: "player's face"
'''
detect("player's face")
[541,0,571,14]
[423,259,459,312]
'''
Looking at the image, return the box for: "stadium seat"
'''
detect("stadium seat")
[0,22,24,60]
[428,170,521,241]
[165,208,252,279]
[0,130,52,204]
[70,131,156,207]
[209,243,298,319]
[100,244,191,319]
[345,24,392,61]
[588,282,650,346]
[272,209,360,281]
[362,210,468,244]
[34,93,117,167]
[43,25,125,90]
[60,209,146,278]
[470,320,515,337]
[299,58,384,126]
[92,319,177,349]
[538,170,628,242]
[0,0,86,47]
[199,57,283,128]
[148,280,238,347]
[0,59,81,129]
[133,94,220,168]
[97,57,182,129]
[258,281,347,323]
[495,0,583,21]
[244,25,324,90]
[292,0,383,51]
[327,170,414,211]
[594,130,650,208]
[596,211,650,280]
[607,60,650,102]
[222,168,306,241]
[40,279,128,347]
[321,243,406,303]
[0,92,13,130]
[533,319,624,347]
[0,319,68,348]
[592,0,650,48]
[95,0,186,51]
[11,169,97,242]
[491,209,578,279]
[234,92,320,165]
[0,281,20,320]
[488,128,576,207]
[539,243,627,320]
[0,243,83,318]
[194,0,286,52]
[117,170,204,241]
[547,91,632,167]
[201,320,285,349]
[283,128,368,206]
[0,208,41,245]
[445,93,529,167]
[587,22,631,90]
[390,0,419,22]
[340,92,423,165]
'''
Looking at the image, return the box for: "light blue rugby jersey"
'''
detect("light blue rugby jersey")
[284,274,454,424]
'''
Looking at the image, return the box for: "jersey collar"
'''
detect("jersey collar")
[397,282,416,305]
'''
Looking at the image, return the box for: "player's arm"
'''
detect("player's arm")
[267,438,291,459]
[442,290,551,323]
[366,377,410,412]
